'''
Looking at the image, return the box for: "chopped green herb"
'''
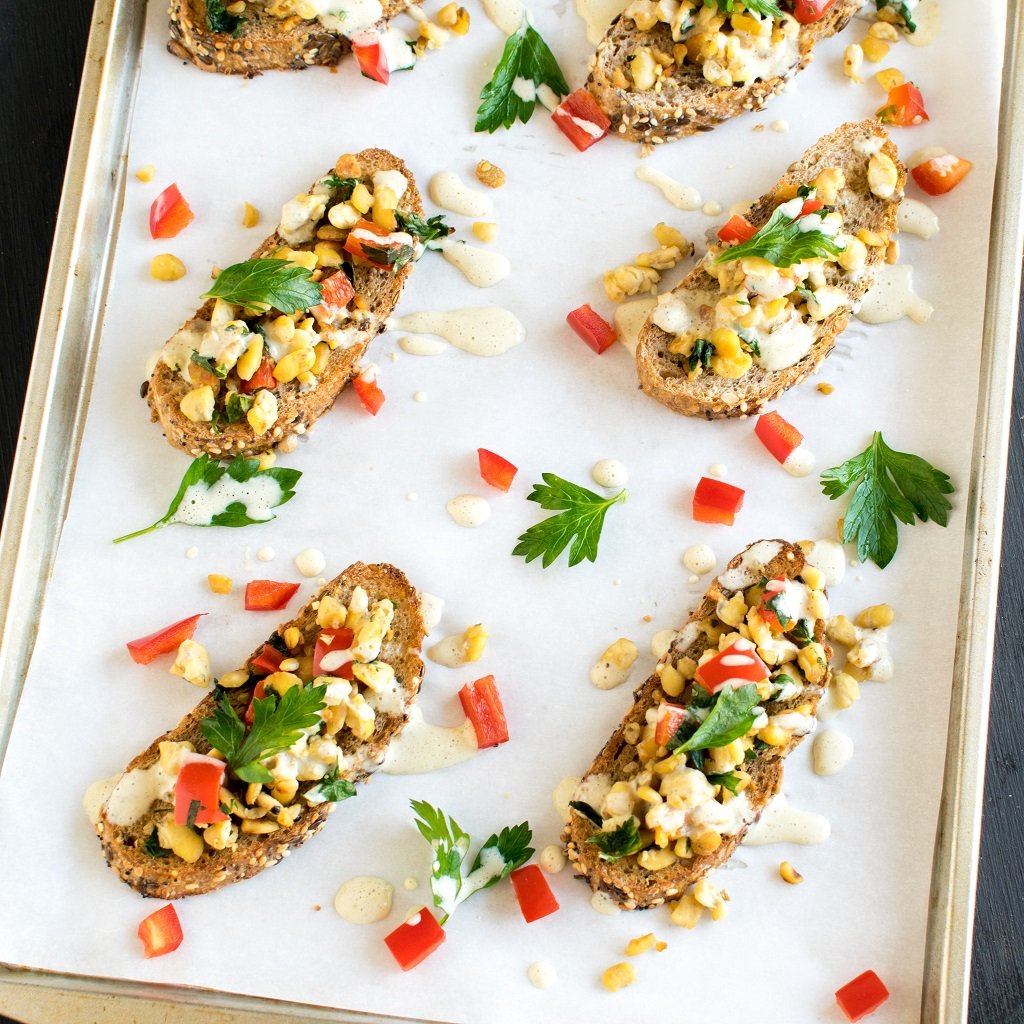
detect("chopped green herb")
[205,0,244,34]
[876,0,917,31]
[586,817,643,862]
[314,763,357,803]
[190,352,227,379]
[143,829,171,858]
[716,203,845,269]
[569,800,603,827]
[321,175,360,199]
[707,771,743,794]
[705,0,782,15]
[359,242,416,273]
[396,211,454,245]
[689,337,714,373]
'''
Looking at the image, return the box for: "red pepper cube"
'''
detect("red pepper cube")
[459,675,510,748]
[237,355,276,395]
[566,304,616,354]
[244,678,268,727]
[877,82,929,127]
[149,183,194,239]
[353,373,386,415]
[310,270,355,323]
[654,703,687,746]
[792,0,837,23]
[137,904,184,959]
[755,411,803,464]
[835,970,890,1022]
[695,640,770,693]
[126,613,205,665]
[351,30,389,84]
[250,643,284,676]
[911,154,973,196]
[551,89,611,152]
[173,754,228,826]
[313,628,355,677]
[717,214,757,245]
[509,865,560,923]
[384,908,446,970]
[692,477,745,526]
[244,579,300,612]
[478,448,518,492]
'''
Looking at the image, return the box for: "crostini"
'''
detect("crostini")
[98,562,425,899]
[564,540,831,909]
[636,119,904,418]
[587,0,862,146]
[145,149,426,457]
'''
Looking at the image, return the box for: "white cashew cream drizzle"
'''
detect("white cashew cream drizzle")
[390,308,525,357]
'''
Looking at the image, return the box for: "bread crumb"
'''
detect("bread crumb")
[753,123,767,132]
[642,614,653,623]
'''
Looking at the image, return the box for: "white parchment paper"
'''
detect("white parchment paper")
[0,1,1006,1021]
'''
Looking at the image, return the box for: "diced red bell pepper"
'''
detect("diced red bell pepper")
[244,678,268,727]
[138,904,184,959]
[695,640,769,693]
[343,219,410,272]
[509,865,560,923]
[477,448,518,492]
[384,907,446,970]
[793,0,837,23]
[718,214,758,244]
[654,703,687,746]
[877,82,929,127]
[566,303,616,354]
[551,88,611,152]
[310,270,355,323]
[238,355,277,395]
[313,627,355,677]
[755,411,803,464]
[351,31,389,84]
[759,578,792,633]
[458,675,509,748]
[250,643,284,676]
[799,198,825,217]
[149,183,195,240]
[692,477,745,526]
[911,153,973,196]
[126,613,205,665]
[244,579,300,611]
[835,970,890,1022]
[173,752,228,826]
[353,372,386,415]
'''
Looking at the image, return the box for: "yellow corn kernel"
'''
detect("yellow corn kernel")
[603,264,660,302]
[601,962,637,992]
[315,594,347,630]
[279,657,301,673]
[659,662,684,697]
[208,573,232,594]
[732,769,752,793]
[691,831,723,856]
[246,388,278,436]
[241,818,280,835]
[797,642,827,683]
[265,671,302,696]
[150,253,186,281]
[242,202,260,228]
[233,334,263,384]
[857,228,887,248]
[833,670,861,709]
[625,933,658,957]
[346,693,376,741]
[437,2,460,28]
[844,660,871,682]
[328,202,360,231]
[474,160,506,189]
[600,637,639,672]
[705,739,744,774]
[817,382,834,395]
[827,614,858,647]
[179,386,214,424]
[156,819,205,862]
[779,860,804,885]
[811,166,846,205]
[692,878,721,909]
[885,239,900,265]
[157,740,195,774]
[636,785,662,804]
[418,20,450,49]
[462,623,488,662]
[653,222,687,249]
[636,245,683,271]
[710,900,729,922]
[203,819,238,850]
[629,47,658,90]
[758,725,788,746]
[270,777,299,805]
[352,660,397,692]
[638,847,677,872]
[335,153,362,178]
[861,35,890,62]
[273,347,315,384]
[838,236,868,273]
[806,590,828,622]
[856,604,894,629]
[676,656,697,681]
[867,152,899,199]
[472,221,498,243]
[731,12,763,34]
[278,628,301,653]
[800,565,825,591]
[653,755,682,777]
[136,164,156,182]
[274,246,318,271]
[669,894,704,929]
[716,592,747,628]
[843,42,864,83]
[314,242,343,268]
[875,67,904,92]
[868,20,900,41]
[349,183,373,214]
[219,669,250,690]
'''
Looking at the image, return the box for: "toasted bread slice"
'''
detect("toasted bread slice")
[636,120,904,419]
[168,0,419,76]
[563,540,831,910]
[146,148,423,458]
[98,562,425,899]
[587,0,861,145]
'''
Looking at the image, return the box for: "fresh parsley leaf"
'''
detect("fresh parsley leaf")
[569,800,603,827]
[670,684,760,753]
[201,683,327,785]
[203,258,322,314]
[771,672,795,694]
[704,0,782,15]
[143,829,171,858]
[222,391,253,424]
[113,454,301,543]
[764,590,793,628]
[689,337,713,373]
[315,763,358,803]
[791,618,814,643]
[716,204,845,269]
[190,352,228,379]
[396,211,454,245]
[411,799,533,924]
[206,0,244,34]
[707,771,743,794]
[475,19,569,133]
[876,0,917,31]
[512,473,627,568]
[739,331,761,358]
[586,817,642,862]
[690,683,714,708]
[321,175,360,199]
[359,242,416,273]
[821,431,953,568]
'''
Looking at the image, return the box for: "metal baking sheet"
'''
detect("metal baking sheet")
[1,1,1022,1022]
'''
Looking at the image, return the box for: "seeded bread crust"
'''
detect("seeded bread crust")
[636,120,904,419]
[98,562,425,899]
[587,0,862,145]
[563,540,831,910]
[167,0,419,76]
[145,148,423,458]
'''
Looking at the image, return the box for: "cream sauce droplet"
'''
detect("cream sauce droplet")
[392,308,525,358]
[898,197,940,240]
[418,592,444,634]
[413,391,427,402]
[399,334,448,357]
[651,628,678,660]
[540,844,567,873]
[427,633,470,668]
[446,494,491,527]
[380,707,479,775]
[744,795,831,846]
[782,447,816,478]
[592,459,629,488]
[528,961,558,988]
[480,0,525,34]
[334,876,394,924]
[635,166,702,211]
[575,0,629,43]
[614,296,657,355]
[439,238,511,288]
[428,171,494,218]
[591,891,622,915]
[806,538,846,587]
[257,546,275,562]
[813,728,854,776]
[404,876,418,891]
[682,544,716,576]
[294,548,325,578]
[905,0,940,46]
[857,264,933,325]
[553,776,581,824]
[702,199,723,216]
[83,774,120,826]
[185,546,199,559]
[709,463,727,478]
[771,119,789,133]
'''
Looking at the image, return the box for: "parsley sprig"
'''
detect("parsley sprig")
[113,454,301,543]
[716,204,845,268]
[411,800,533,925]
[475,18,569,133]
[512,473,627,568]
[705,0,783,16]
[201,683,327,785]
[586,817,642,862]
[821,432,953,568]
[204,258,322,314]
[308,763,358,804]
[396,212,454,246]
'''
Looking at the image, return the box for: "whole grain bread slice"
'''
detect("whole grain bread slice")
[563,540,831,910]
[587,1,861,145]
[636,119,904,419]
[145,148,423,458]
[168,0,418,76]
[98,562,424,899]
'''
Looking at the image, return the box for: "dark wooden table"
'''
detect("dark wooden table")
[0,2,1021,1021]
